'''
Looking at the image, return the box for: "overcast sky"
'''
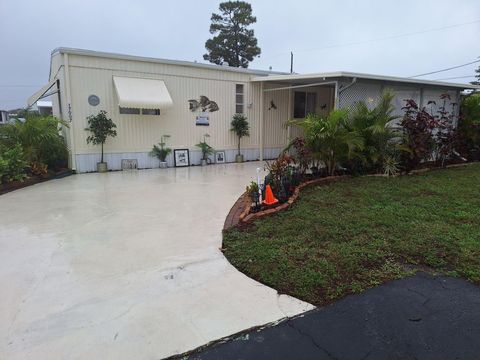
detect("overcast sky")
[0,0,479,109]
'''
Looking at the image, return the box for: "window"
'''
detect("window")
[293,91,317,118]
[119,107,160,115]
[141,108,160,115]
[119,107,140,115]
[236,84,244,114]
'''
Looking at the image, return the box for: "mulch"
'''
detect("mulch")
[0,168,73,195]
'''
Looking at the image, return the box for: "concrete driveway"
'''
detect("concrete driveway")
[0,162,313,360]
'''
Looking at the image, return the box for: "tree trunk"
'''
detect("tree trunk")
[238,136,241,156]
[101,142,104,163]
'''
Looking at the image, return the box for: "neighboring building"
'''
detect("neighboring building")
[36,100,53,116]
[0,110,9,124]
[28,48,479,173]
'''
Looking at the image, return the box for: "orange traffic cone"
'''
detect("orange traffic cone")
[263,184,278,205]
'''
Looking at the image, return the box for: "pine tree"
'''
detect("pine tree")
[203,1,261,68]
[471,63,480,86]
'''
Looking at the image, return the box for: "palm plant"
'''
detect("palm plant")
[195,133,214,161]
[348,90,402,174]
[290,109,363,176]
[0,113,68,170]
[149,135,172,163]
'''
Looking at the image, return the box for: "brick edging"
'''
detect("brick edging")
[223,175,348,230]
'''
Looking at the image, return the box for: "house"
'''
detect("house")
[28,48,479,173]
[35,100,53,116]
[0,110,9,124]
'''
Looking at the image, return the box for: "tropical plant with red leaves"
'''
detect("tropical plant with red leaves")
[284,137,312,174]
[432,94,459,167]
[400,99,437,171]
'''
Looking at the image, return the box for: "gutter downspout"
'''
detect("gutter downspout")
[259,82,264,161]
[64,53,77,171]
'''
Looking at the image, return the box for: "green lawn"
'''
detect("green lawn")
[224,164,480,306]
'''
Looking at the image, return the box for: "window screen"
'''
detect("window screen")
[293,91,316,118]
[119,107,140,115]
[142,109,160,115]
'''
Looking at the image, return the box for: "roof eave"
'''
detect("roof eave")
[51,47,287,76]
[251,71,479,90]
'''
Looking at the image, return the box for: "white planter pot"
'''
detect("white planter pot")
[201,159,207,166]
[235,154,244,163]
[159,161,168,168]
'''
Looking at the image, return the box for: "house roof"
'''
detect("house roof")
[251,71,480,90]
[51,47,287,76]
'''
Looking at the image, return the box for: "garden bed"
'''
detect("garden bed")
[222,163,480,307]
[0,168,72,195]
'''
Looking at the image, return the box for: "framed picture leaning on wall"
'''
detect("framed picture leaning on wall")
[174,149,190,167]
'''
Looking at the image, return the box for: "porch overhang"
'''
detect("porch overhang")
[251,71,479,91]
[27,79,58,108]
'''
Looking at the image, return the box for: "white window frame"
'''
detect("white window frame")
[235,84,245,114]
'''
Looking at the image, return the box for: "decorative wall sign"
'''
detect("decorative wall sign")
[215,151,226,164]
[88,95,100,106]
[196,112,209,126]
[268,100,277,110]
[189,96,219,126]
[174,149,190,167]
[188,96,219,113]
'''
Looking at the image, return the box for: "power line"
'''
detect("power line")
[409,59,480,78]
[0,85,42,88]
[434,75,476,81]
[263,19,480,61]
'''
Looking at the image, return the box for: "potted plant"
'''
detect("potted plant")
[195,133,214,166]
[85,110,117,173]
[230,113,250,163]
[149,135,172,168]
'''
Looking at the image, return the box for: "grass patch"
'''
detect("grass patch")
[223,164,480,306]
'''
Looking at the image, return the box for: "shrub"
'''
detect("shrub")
[0,114,68,170]
[0,144,28,183]
[432,94,459,167]
[347,90,402,174]
[458,94,480,160]
[290,110,363,176]
[400,99,436,172]
[284,137,311,175]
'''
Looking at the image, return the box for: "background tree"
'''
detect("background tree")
[471,63,480,86]
[203,1,261,68]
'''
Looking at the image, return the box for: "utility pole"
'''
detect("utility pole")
[290,52,294,74]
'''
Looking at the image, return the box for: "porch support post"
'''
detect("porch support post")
[259,81,264,161]
[334,81,339,109]
[287,88,292,144]
[64,53,77,171]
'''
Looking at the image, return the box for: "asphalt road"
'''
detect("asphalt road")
[189,272,480,360]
